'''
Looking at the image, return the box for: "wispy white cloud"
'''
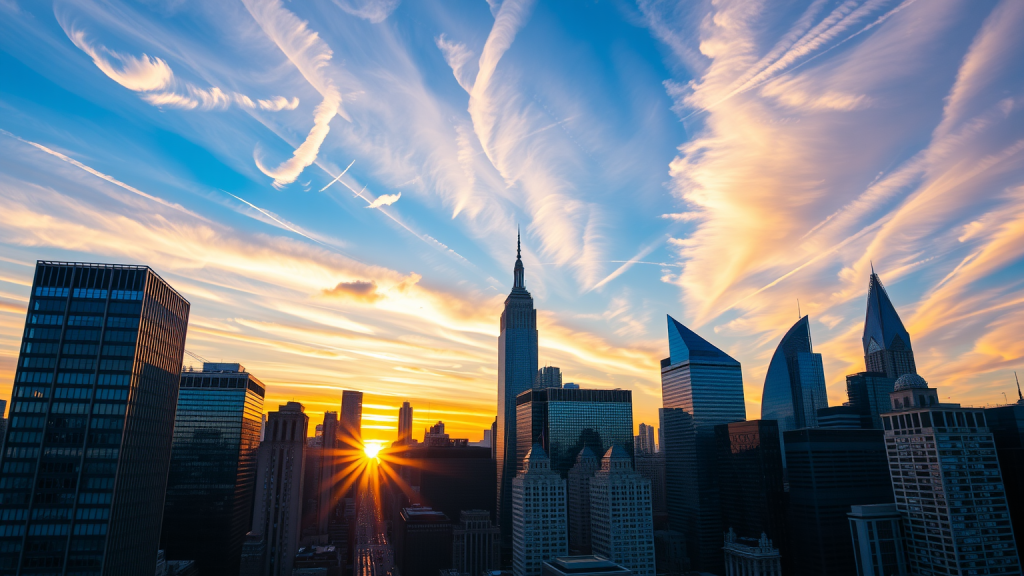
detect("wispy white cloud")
[366,192,401,209]
[65,26,173,92]
[332,0,400,24]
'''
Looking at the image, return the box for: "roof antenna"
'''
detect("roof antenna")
[870,261,875,275]
[517,226,521,260]
[1016,371,1022,402]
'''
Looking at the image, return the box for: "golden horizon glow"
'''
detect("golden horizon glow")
[363,442,385,460]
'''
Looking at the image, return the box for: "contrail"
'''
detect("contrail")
[319,159,356,192]
[223,190,331,248]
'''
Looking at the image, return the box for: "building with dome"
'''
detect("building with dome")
[882,375,1020,575]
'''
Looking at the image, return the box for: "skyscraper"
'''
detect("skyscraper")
[250,402,309,576]
[660,316,746,573]
[515,387,633,477]
[847,504,908,576]
[863,268,917,379]
[985,389,1024,554]
[318,411,339,535]
[394,505,452,576]
[497,233,539,545]
[760,315,828,432]
[397,401,413,445]
[535,366,562,389]
[452,510,500,576]
[883,374,1020,575]
[589,446,656,576]
[635,422,656,455]
[846,372,896,429]
[567,447,599,555]
[784,427,893,576]
[634,453,667,527]
[511,445,567,576]
[0,261,189,575]
[340,390,363,452]
[162,363,266,576]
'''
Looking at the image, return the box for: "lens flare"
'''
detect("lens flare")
[363,442,383,460]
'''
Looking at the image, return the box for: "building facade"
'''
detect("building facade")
[660,315,746,574]
[722,529,781,576]
[396,402,413,445]
[515,387,633,478]
[161,363,265,576]
[634,453,667,526]
[541,556,630,576]
[395,505,452,576]
[589,446,655,576]
[451,509,500,576]
[0,261,190,575]
[535,366,562,390]
[848,503,908,576]
[383,443,494,527]
[883,374,1020,575]
[512,445,567,576]
[497,234,540,546]
[985,398,1024,554]
[760,315,828,432]
[566,447,599,555]
[847,372,896,429]
[863,269,917,379]
[250,402,309,576]
[635,422,656,455]
[715,419,787,565]
[784,427,894,576]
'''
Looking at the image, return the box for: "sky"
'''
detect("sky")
[1,0,1023,444]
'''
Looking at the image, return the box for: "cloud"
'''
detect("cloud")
[242,0,345,188]
[323,280,383,303]
[65,27,173,92]
[332,0,400,23]
[366,192,401,209]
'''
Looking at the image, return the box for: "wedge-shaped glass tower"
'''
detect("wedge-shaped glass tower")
[760,315,828,432]
[863,269,916,379]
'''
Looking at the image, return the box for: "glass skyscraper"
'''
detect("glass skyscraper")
[760,315,828,432]
[496,234,538,546]
[514,387,633,478]
[160,363,265,576]
[659,315,745,574]
[846,372,896,429]
[0,261,189,575]
[863,268,917,379]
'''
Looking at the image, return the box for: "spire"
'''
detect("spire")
[1016,372,1022,402]
[512,229,525,290]
[862,269,912,355]
[517,227,521,259]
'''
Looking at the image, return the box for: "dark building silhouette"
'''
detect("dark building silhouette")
[395,506,452,576]
[986,398,1024,554]
[0,261,189,575]
[396,401,413,445]
[161,363,266,576]
[634,452,667,528]
[567,446,599,554]
[816,405,872,429]
[496,232,539,547]
[715,419,787,569]
[846,372,896,429]
[653,530,689,576]
[514,387,633,478]
[452,510,500,575]
[383,444,494,529]
[760,316,828,433]
[862,269,917,379]
[250,402,309,576]
[660,316,746,574]
[784,428,893,576]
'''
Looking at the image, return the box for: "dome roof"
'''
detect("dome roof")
[894,373,929,391]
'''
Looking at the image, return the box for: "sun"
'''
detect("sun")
[363,442,383,460]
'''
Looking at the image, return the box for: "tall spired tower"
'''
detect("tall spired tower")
[496,231,539,546]
[863,267,916,378]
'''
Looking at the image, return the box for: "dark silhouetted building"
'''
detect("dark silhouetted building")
[634,453,667,527]
[0,261,189,575]
[715,419,787,567]
[884,374,1020,575]
[515,387,633,478]
[384,443,495,528]
[567,447,599,554]
[162,363,266,576]
[816,405,872,429]
[760,315,828,433]
[660,316,746,574]
[862,269,916,379]
[497,233,539,547]
[784,427,893,576]
[541,555,630,576]
[848,503,907,576]
[636,422,656,455]
[536,366,562,389]
[452,510,500,576]
[395,505,452,576]
[396,401,413,445]
[250,402,309,576]
[986,397,1024,554]
[723,529,781,576]
[846,372,895,429]
[654,530,689,575]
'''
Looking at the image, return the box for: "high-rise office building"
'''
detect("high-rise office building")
[589,446,656,576]
[863,269,917,379]
[535,366,562,389]
[395,505,452,576]
[497,233,539,546]
[846,372,896,429]
[635,422,656,455]
[634,453,667,527]
[760,315,828,432]
[250,402,309,576]
[514,387,633,478]
[660,315,746,574]
[848,503,908,576]
[986,392,1024,554]
[653,530,689,575]
[317,411,339,536]
[715,420,786,565]
[0,400,7,455]
[883,374,1020,575]
[566,447,599,555]
[0,261,189,575]
[396,401,413,445]
[383,443,494,530]
[340,390,363,453]
[512,445,567,576]
[162,363,266,576]
[784,427,893,576]
[452,510,500,576]
[817,405,872,429]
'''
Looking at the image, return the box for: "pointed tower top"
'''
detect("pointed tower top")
[666,315,739,366]
[512,229,526,290]
[1016,372,1022,403]
[862,269,913,356]
[517,227,521,259]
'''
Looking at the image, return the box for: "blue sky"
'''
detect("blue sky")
[1,0,1023,442]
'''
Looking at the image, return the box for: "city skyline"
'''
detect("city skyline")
[3,1,1024,445]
